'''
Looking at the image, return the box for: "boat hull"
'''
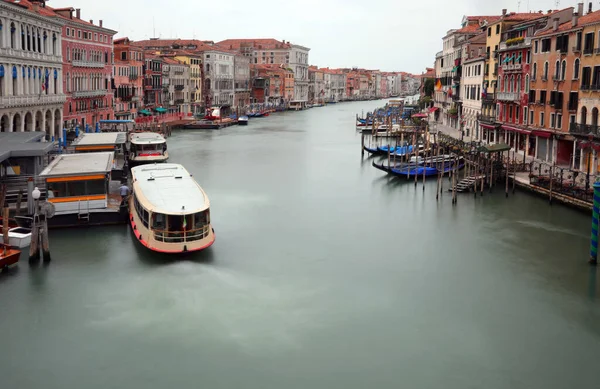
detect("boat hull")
[0,227,32,248]
[0,245,20,269]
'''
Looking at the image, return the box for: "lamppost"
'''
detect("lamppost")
[29,187,41,262]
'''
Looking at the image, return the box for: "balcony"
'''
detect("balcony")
[175,85,184,91]
[573,46,581,53]
[0,94,66,108]
[451,94,461,101]
[581,84,600,91]
[174,99,185,105]
[501,64,522,72]
[129,74,139,80]
[0,47,62,64]
[483,92,495,103]
[570,123,600,137]
[477,114,496,124]
[72,89,108,98]
[72,60,106,68]
[496,92,519,101]
[541,76,548,81]
[583,47,593,55]
[453,74,461,82]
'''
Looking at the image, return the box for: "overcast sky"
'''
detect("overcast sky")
[52,0,583,74]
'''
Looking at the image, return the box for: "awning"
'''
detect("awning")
[531,130,551,139]
[154,107,168,113]
[480,123,496,130]
[138,109,151,115]
[412,113,428,118]
[429,107,439,113]
[452,66,458,72]
[501,124,530,135]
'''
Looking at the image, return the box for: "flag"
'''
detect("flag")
[182,217,187,230]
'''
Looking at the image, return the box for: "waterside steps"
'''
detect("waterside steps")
[450,175,486,193]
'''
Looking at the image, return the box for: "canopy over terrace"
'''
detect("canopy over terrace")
[0,132,55,176]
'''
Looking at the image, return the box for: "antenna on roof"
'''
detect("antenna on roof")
[153,17,156,39]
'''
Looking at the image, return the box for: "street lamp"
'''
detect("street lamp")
[32,187,41,201]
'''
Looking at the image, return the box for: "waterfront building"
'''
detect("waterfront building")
[53,6,116,130]
[217,39,310,107]
[327,69,346,102]
[529,7,581,165]
[202,47,235,107]
[143,54,163,109]
[308,66,325,104]
[249,64,294,105]
[572,5,600,173]
[233,54,250,110]
[161,57,190,115]
[0,0,65,138]
[462,54,485,140]
[386,73,401,97]
[113,37,143,120]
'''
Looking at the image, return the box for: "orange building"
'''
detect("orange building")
[113,38,144,120]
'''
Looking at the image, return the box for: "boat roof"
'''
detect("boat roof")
[99,120,135,124]
[40,152,114,177]
[130,132,166,145]
[71,132,127,146]
[131,164,209,215]
[0,132,54,163]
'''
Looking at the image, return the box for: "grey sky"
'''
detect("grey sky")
[52,0,581,74]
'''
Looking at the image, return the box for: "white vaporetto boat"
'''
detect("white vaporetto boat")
[129,164,215,254]
[129,132,168,165]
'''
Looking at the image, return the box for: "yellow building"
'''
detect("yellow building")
[173,52,204,115]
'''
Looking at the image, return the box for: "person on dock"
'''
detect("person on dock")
[119,183,131,203]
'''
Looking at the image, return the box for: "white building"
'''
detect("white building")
[163,57,190,114]
[461,56,485,141]
[0,0,66,139]
[290,44,309,104]
[203,49,235,106]
[233,54,250,109]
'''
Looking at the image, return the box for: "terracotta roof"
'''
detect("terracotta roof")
[468,32,488,44]
[534,10,600,37]
[579,9,600,26]
[3,0,115,31]
[161,57,185,65]
[133,39,238,54]
[217,39,291,50]
[504,12,552,21]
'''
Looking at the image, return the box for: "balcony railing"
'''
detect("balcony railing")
[583,47,593,55]
[573,46,581,53]
[477,114,496,123]
[552,75,564,81]
[501,64,522,72]
[129,74,139,80]
[452,94,461,101]
[570,123,600,137]
[174,85,184,91]
[0,48,62,64]
[541,75,548,81]
[72,60,106,68]
[174,99,185,104]
[0,94,66,108]
[496,92,519,101]
[483,92,495,103]
[581,84,600,91]
[72,89,108,98]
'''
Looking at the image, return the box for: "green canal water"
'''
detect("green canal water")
[0,100,598,388]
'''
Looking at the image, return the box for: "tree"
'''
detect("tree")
[424,78,434,97]
[418,96,432,109]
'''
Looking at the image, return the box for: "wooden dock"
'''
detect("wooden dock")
[450,175,486,193]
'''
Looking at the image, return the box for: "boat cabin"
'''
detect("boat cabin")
[129,132,168,164]
[70,132,127,154]
[40,152,114,215]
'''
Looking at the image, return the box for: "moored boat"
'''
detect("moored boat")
[129,132,168,165]
[0,243,20,271]
[238,115,249,125]
[0,227,32,249]
[129,164,215,254]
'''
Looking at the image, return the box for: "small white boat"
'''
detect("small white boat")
[0,227,32,248]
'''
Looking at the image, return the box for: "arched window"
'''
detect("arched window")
[510,75,515,92]
[52,33,57,55]
[561,60,566,81]
[581,106,587,125]
[554,60,560,79]
[517,75,521,93]
[532,63,537,80]
[10,23,15,49]
[573,58,580,79]
[543,61,549,79]
[592,108,599,127]
[525,75,530,93]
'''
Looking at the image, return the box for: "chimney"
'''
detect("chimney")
[502,8,507,16]
[553,17,559,31]
[572,12,579,27]
[76,8,81,19]
[99,20,103,27]
[588,2,592,14]
[578,3,584,15]
[32,2,39,12]
[90,20,93,25]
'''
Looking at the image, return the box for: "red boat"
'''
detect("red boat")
[0,243,20,270]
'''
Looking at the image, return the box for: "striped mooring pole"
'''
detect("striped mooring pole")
[590,182,600,265]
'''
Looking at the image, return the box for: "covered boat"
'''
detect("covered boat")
[129,132,168,165]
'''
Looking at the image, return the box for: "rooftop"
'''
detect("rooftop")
[536,9,600,36]
[131,164,209,215]
[40,152,114,177]
[70,132,127,147]
[217,38,292,51]
[0,132,54,163]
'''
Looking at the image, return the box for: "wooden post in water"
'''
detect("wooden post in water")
[480,153,486,196]
[414,131,418,186]
[41,215,51,262]
[361,132,365,157]
[513,149,517,194]
[549,163,554,205]
[29,217,40,262]
[489,153,494,193]
[2,207,9,255]
[422,126,428,191]
[505,150,510,198]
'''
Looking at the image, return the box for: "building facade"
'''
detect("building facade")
[113,37,143,120]
[143,55,162,108]
[54,7,115,130]
[0,0,65,139]
[462,56,485,140]
[163,57,190,115]
[233,54,250,110]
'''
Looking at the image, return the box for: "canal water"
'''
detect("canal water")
[1,100,598,388]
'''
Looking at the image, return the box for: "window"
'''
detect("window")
[561,60,566,81]
[593,66,600,87]
[529,110,534,124]
[543,61,549,80]
[525,75,530,93]
[526,50,531,64]
[509,105,513,121]
[78,30,81,38]
[582,66,592,87]
[523,107,528,124]
[554,60,560,79]
[550,113,555,128]
[94,33,98,41]
[540,112,545,127]
[556,113,562,129]
[516,106,520,122]
[534,40,539,53]
[496,25,500,35]
[529,89,536,103]
[574,58,580,79]
[541,38,551,52]
[488,27,491,37]
[540,90,547,104]
[532,63,537,79]
[584,32,595,54]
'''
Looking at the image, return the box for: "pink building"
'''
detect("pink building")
[53,7,116,130]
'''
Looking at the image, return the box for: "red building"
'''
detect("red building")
[143,55,163,109]
[52,7,116,130]
[113,38,144,120]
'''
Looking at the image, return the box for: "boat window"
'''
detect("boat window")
[194,210,209,228]
[134,195,149,228]
[67,181,86,196]
[86,179,106,195]
[152,212,166,229]
[46,179,106,197]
